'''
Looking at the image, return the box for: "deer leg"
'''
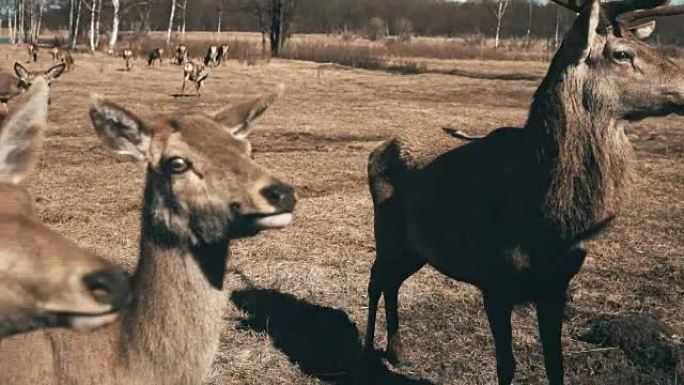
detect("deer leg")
[536,295,567,385]
[181,78,187,96]
[384,252,424,365]
[484,296,516,385]
[362,261,383,358]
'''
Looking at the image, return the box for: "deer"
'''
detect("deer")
[0,78,131,339]
[181,61,210,96]
[0,84,296,385]
[204,45,219,67]
[26,43,38,62]
[49,47,75,72]
[175,44,188,65]
[122,48,133,71]
[218,44,229,65]
[360,1,684,384]
[147,47,164,66]
[0,62,66,110]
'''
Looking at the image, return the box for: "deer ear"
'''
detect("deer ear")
[89,96,151,160]
[630,20,656,40]
[213,84,284,139]
[44,63,66,82]
[13,62,29,80]
[0,78,49,184]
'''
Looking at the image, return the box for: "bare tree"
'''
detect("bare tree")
[70,0,82,49]
[268,0,297,56]
[88,0,97,51]
[525,0,533,45]
[108,0,120,54]
[166,0,176,44]
[490,0,511,49]
[217,0,223,34]
[181,0,187,40]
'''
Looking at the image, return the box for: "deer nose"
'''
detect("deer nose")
[260,183,296,212]
[82,267,131,310]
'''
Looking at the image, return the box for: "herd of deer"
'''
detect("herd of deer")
[0,0,681,384]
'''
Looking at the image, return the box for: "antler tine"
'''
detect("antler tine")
[549,0,584,13]
[617,3,684,26]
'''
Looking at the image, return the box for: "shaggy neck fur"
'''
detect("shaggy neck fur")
[525,59,634,241]
[119,173,228,384]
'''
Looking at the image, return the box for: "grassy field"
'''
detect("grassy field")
[0,36,682,385]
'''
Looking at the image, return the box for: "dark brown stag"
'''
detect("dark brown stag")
[361,0,684,384]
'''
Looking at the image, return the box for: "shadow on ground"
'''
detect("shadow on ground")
[231,288,434,385]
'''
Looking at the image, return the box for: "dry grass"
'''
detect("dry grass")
[1,35,682,385]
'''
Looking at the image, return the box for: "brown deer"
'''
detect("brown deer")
[26,43,38,62]
[0,84,296,385]
[0,62,66,110]
[175,44,188,65]
[360,1,684,385]
[122,48,133,71]
[204,45,219,67]
[147,47,164,66]
[181,61,210,96]
[50,47,75,72]
[218,44,229,65]
[0,79,130,339]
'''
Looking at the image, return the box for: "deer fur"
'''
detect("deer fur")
[147,48,164,66]
[0,84,296,385]
[361,1,684,384]
[0,79,130,339]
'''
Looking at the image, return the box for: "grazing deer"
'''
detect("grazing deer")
[181,61,209,96]
[175,44,188,65]
[147,47,164,66]
[50,48,75,72]
[26,43,38,62]
[204,45,219,67]
[122,48,133,71]
[360,1,684,385]
[218,44,229,65]
[0,79,130,339]
[0,84,296,385]
[0,62,66,110]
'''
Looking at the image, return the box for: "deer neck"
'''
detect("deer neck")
[120,176,228,382]
[525,65,635,241]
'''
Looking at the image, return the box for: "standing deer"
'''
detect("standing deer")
[50,48,75,72]
[147,47,164,66]
[175,44,188,65]
[122,48,133,71]
[26,43,38,62]
[204,45,219,67]
[360,1,684,385]
[181,61,209,96]
[0,84,296,385]
[0,62,66,110]
[218,44,229,65]
[0,79,130,339]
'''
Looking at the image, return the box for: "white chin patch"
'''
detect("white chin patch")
[253,213,293,229]
[69,313,118,331]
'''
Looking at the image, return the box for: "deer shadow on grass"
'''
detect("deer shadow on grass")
[170,93,198,98]
[231,288,434,385]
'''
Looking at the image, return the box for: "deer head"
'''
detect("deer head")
[14,62,66,91]
[548,0,684,121]
[89,84,296,245]
[0,79,131,337]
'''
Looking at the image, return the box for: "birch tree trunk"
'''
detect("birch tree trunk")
[68,0,74,46]
[216,2,222,35]
[181,0,186,40]
[525,0,533,45]
[94,0,102,48]
[88,0,96,51]
[166,0,176,44]
[70,0,81,49]
[107,0,120,54]
[34,1,44,41]
[493,0,510,49]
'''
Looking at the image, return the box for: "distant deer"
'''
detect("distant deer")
[218,44,229,65]
[0,85,296,385]
[0,79,130,339]
[147,47,164,66]
[175,44,188,65]
[0,62,66,110]
[26,43,38,62]
[360,1,684,385]
[181,61,209,96]
[204,45,219,67]
[50,47,75,72]
[121,48,133,71]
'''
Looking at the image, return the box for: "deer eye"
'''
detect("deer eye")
[612,50,633,63]
[165,157,190,174]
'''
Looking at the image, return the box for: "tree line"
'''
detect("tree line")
[0,0,681,55]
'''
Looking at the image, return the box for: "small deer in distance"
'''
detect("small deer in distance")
[175,44,188,65]
[148,47,164,66]
[181,61,210,96]
[204,45,219,67]
[0,84,296,385]
[122,48,133,71]
[26,43,38,62]
[360,0,684,385]
[49,47,75,72]
[0,79,130,339]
